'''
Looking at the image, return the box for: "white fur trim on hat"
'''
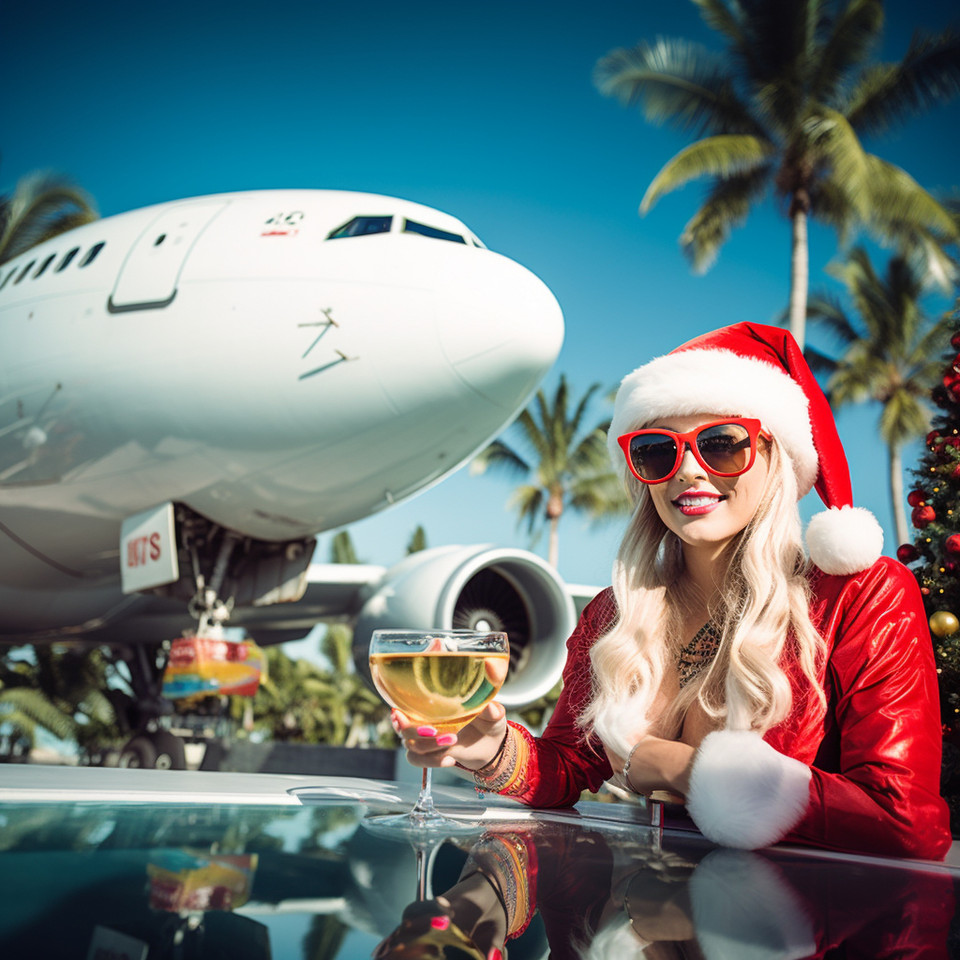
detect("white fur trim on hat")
[686,730,811,849]
[608,348,818,496]
[805,506,884,575]
[689,850,816,960]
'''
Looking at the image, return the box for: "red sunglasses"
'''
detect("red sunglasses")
[618,418,770,485]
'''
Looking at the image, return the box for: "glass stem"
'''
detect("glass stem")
[410,766,440,821]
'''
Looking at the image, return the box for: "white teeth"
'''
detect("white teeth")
[676,497,718,507]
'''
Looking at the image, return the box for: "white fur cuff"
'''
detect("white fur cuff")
[805,505,883,575]
[690,850,816,960]
[686,730,811,849]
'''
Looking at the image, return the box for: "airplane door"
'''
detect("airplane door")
[108,201,228,312]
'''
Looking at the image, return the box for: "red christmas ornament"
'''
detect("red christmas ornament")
[946,534,960,555]
[952,332,960,350]
[907,490,927,507]
[928,430,942,446]
[913,504,936,528]
[946,561,958,574]
[922,586,931,596]
[952,464,960,480]
[897,544,920,563]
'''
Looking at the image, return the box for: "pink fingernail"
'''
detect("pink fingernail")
[435,734,456,746]
[430,916,450,930]
[417,725,438,737]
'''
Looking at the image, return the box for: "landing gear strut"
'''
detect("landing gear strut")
[117,535,243,771]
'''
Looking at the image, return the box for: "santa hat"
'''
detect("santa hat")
[608,321,883,576]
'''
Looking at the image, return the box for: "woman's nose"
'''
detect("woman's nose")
[675,444,707,481]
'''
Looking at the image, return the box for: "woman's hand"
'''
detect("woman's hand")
[392,701,508,771]
[605,736,696,798]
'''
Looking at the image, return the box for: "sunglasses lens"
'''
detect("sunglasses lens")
[696,423,752,474]
[628,434,678,482]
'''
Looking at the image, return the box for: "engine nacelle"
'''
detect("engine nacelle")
[352,545,575,706]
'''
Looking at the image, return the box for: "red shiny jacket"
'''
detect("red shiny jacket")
[505,557,952,859]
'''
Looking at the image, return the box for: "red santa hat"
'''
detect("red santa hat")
[608,321,883,575]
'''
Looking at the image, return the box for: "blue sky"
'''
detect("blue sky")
[4,0,960,588]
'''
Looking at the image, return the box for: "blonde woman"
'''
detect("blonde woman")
[394,323,951,859]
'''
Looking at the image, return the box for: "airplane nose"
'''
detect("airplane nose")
[437,252,564,409]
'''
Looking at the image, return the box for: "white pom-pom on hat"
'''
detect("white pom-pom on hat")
[806,506,885,576]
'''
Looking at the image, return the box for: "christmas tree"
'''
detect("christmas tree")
[900,315,960,827]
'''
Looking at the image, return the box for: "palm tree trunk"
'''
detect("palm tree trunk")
[889,443,908,548]
[547,515,560,569]
[789,207,809,351]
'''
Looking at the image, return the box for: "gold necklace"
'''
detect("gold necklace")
[676,621,721,687]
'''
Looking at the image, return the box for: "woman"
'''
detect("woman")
[394,323,951,859]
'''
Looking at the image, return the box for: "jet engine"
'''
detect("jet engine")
[352,545,575,706]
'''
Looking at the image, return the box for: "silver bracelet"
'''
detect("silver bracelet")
[621,741,643,793]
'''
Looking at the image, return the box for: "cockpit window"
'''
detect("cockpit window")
[403,219,466,244]
[327,216,393,239]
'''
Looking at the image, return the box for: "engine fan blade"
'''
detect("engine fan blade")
[452,567,531,673]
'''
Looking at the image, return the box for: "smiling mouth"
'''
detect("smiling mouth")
[672,494,726,516]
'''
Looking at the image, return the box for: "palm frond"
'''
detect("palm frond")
[641,134,775,214]
[507,485,545,535]
[595,38,763,137]
[802,342,839,376]
[806,290,859,344]
[799,108,871,218]
[807,177,858,242]
[470,438,530,479]
[811,0,884,103]
[679,164,772,272]
[863,155,959,242]
[909,314,953,369]
[568,382,601,438]
[0,686,76,740]
[691,0,745,46]
[568,427,613,475]
[877,387,930,446]
[0,172,98,263]
[568,470,632,520]
[844,29,960,136]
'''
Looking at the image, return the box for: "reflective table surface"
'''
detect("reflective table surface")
[1,766,958,959]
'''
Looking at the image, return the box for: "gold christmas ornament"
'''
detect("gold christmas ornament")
[930,611,960,637]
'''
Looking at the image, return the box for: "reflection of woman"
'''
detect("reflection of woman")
[372,830,537,960]
[396,323,951,858]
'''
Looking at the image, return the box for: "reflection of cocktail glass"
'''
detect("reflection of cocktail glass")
[369,629,509,832]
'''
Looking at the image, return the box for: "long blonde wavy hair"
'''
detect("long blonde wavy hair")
[579,435,827,758]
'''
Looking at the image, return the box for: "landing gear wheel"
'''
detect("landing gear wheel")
[118,736,157,769]
[150,730,186,770]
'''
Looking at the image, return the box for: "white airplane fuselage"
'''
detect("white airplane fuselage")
[0,190,564,638]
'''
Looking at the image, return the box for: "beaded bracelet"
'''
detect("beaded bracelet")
[472,728,516,798]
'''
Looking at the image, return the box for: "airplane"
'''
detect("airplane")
[0,188,589,766]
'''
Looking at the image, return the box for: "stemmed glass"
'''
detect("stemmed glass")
[368,628,509,833]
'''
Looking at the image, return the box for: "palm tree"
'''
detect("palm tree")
[806,246,951,544]
[471,376,629,569]
[0,171,98,263]
[595,0,960,348]
[0,644,122,760]
[406,525,428,554]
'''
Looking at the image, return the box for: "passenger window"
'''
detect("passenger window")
[33,254,57,279]
[79,242,105,267]
[403,220,466,244]
[56,247,80,272]
[14,260,36,284]
[0,267,16,291]
[327,216,393,239]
